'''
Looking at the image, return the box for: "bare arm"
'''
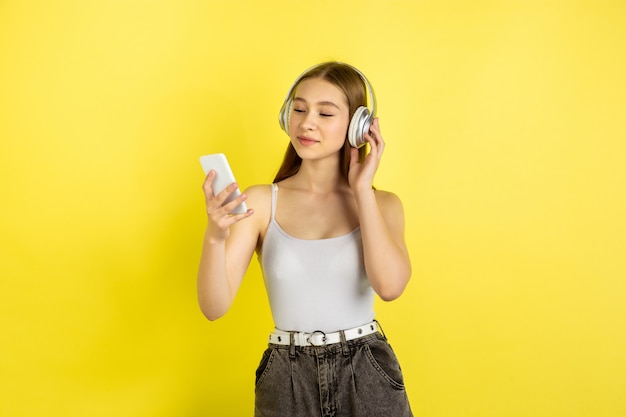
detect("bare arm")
[349,118,411,300]
[355,189,411,300]
[196,174,265,320]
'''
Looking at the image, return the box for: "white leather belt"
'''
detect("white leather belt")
[268,321,379,347]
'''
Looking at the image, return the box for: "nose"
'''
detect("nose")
[299,111,317,131]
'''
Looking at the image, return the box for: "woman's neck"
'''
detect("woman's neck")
[288,158,348,193]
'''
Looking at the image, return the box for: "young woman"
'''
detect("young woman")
[198,62,413,417]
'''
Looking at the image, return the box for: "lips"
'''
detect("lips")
[297,136,319,146]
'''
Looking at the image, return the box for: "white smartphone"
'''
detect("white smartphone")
[199,153,248,215]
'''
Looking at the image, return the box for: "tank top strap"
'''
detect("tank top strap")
[270,183,278,220]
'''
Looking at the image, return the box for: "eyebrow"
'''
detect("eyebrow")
[293,97,341,109]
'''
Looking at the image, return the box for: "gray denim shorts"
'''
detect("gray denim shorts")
[254,332,413,417]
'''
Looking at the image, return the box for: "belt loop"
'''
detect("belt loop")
[339,330,350,357]
[374,319,387,340]
[289,332,296,358]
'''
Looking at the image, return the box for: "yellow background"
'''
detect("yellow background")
[1,1,625,416]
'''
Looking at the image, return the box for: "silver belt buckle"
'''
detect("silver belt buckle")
[307,330,327,346]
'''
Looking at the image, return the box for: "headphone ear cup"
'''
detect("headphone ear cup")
[348,106,372,148]
[279,99,292,134]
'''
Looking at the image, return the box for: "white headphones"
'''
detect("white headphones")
[278,62,377,148]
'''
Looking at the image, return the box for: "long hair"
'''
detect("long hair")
[273,62,370,183]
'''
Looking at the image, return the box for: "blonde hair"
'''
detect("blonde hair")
[273,62,369,183]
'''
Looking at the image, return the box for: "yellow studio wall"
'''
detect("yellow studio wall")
[1,1,625,416]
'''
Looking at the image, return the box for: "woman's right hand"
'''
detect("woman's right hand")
[202,170,253,241]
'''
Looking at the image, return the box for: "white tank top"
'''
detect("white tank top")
[259,184,375,333]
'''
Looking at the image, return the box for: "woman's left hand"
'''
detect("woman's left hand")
[348,118,385,193]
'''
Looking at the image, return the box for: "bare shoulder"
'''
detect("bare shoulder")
[374,189,405,215]
[243,184,272,198]
[374,189,407,241]
[243,184,272,211]
[242,184,273,234]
